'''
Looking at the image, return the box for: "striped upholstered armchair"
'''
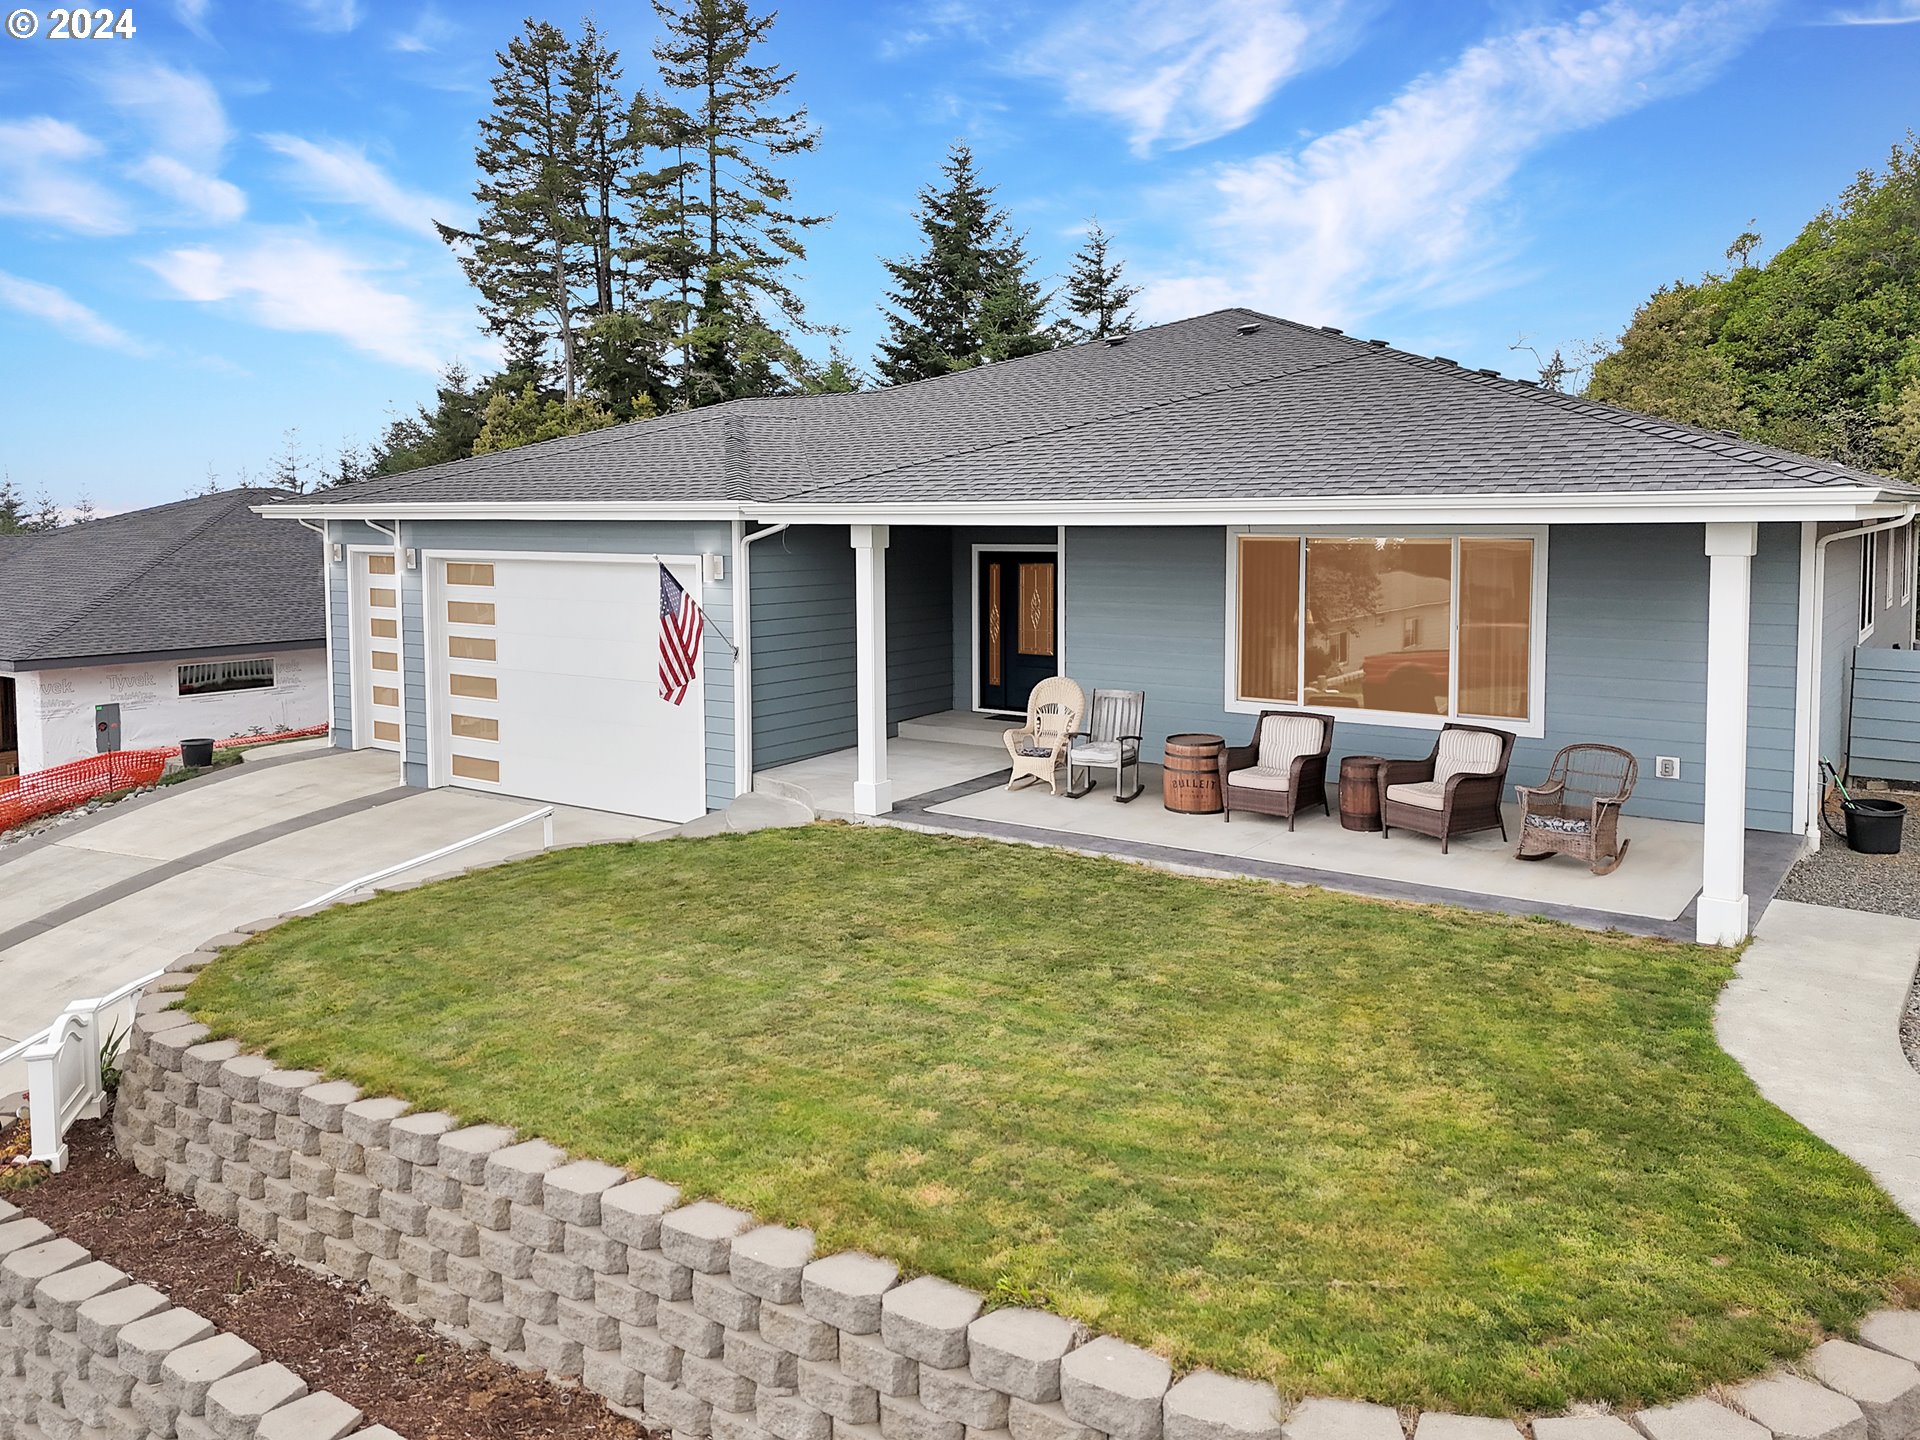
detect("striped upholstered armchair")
[1378,723,1516,853]
[1221,710,1336,829]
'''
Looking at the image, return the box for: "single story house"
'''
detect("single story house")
[0,488,328,773]
[263,310,1920,944]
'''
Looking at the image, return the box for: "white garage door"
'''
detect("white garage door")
[429,555,706,822]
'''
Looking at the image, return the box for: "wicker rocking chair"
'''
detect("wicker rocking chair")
[1003,676,1085,795]
[1514,743,1637,875]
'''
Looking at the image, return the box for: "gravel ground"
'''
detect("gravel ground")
[1776,783,1920,919]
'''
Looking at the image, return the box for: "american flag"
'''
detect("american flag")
[659,566,704,706]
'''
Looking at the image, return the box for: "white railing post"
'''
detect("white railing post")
[543,813,555,850]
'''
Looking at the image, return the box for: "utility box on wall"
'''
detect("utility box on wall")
[94,703,121,754]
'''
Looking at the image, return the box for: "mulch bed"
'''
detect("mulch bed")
[7,1115,651,1440]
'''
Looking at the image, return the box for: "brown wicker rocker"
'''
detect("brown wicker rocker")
[1378,723,1516,853]
[1221,710,1336,829]
[1514,743,1637,874]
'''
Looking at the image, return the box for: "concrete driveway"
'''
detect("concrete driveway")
[0,744,671,1089]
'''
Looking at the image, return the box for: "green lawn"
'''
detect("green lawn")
[186,825,1920,1414]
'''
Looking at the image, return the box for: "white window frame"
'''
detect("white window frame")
[1860,530,1879,641]
[1899,522,1913,606]
[177,657,278,698]
[1223,526,1550,738]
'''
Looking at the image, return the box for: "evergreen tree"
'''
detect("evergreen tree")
[439,20,595,397]
[1062,220,1140,343]
[270,429,308,493]
[620,90,705,401]
[579,311,673,419]
[566,18,629,320]
[796,345,863,394]
[473,384,622,453]
[651,0,829,406]
[27,492,62,531]
[71,494,96,524]
[368,364,493,476]
[875,143,1057,384]
[0,473,27,534]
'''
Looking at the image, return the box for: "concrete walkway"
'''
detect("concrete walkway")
[0,745,671,1088]
[1717,897,1920,1221]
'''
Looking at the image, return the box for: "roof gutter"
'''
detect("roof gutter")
[733,522,791,798]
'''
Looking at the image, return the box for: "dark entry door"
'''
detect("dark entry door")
[978,551,1058,713]
[0,675,16,776]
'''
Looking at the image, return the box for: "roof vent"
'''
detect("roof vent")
[1103,334,1127,347]
[1477,367,1500,378]
[1236,322,1262,335]
[1367,339,1388,348]
[1434,356,1458,367]
[1319,325,1344,335]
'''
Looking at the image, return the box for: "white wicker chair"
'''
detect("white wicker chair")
[1003,677,1086,794]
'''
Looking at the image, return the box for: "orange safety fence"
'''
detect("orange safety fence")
[0,723,331,833]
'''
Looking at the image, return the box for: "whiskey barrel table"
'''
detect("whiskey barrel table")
[1163,733,1225,814]
[1338,755,1387,832]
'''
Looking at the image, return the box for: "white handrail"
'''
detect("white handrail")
[3,963,165,1171]
[300,806,555,911]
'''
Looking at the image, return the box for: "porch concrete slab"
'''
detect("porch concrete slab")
[1716,899,1920,1223]
[924,764,1704,922]
[757,738,1007,819]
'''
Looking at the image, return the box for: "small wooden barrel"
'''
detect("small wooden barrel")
[1339,755,1386,832]
[1163,733,1225,814]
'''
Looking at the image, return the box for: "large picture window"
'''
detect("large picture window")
[1231,534,1542,727]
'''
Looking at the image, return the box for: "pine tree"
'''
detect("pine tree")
[651,0,829,406]
[0,473,27,534]
[1063,220,1140,343]
[368,364,492,476]
[439,20,595,397]
[473,385,621,453]
[875,143,1057,384]
[567,18,628,321]
[27,492,62,531]
[270,429,307,493]
[620,90,705,401]
[71,494,96,524]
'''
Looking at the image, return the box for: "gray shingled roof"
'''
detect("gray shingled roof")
[0,489,323,667]
[289,309,1918,510]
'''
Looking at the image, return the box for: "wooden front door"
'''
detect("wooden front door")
[978,551,1058,713]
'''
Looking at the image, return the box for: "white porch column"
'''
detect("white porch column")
[851,523,892,816]
[1699,521,1757,945]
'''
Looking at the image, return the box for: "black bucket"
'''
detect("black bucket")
[180,738,216,768]
[1843,797,1907,855]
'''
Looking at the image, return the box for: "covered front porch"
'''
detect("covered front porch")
[753,712,1803,941]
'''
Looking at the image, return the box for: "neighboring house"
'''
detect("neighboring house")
[0,489,327,774]
[263,310,1920,944]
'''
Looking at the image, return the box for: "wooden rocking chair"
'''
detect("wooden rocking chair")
[1514,743,1637,875]
[1003,676,1085,795]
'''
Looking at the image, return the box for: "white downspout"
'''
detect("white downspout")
[1800,505,1917,843]
[735,522,791,796]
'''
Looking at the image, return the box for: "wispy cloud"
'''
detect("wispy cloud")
[260,134,456,237]
[1020,0,1360,153]
[1137,1,1770,325]
[99,63,245,225]
[1822,0,1920,20]
[284,0,361,33]
[0,119,131,235]
[173,0,212,39]
[132,155,248,224]
[0,271,150,354]
[391,5,457,53]
[144,231,468,371]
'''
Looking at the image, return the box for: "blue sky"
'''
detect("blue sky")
[1,0,1916,513]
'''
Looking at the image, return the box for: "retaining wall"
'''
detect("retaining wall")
[111,930,1920,1440]
[0,1196,401,1440]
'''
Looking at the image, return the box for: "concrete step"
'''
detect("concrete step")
[894,712,1010,751]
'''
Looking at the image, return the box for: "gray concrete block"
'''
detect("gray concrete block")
[840,1330,918,1398]
[802,1361,882,1425]
[604,1179,683,1249]
[204,1360,306,1439]
[882,1278,982,1371]
[1410,1418,1521,1440]
[365,1256,417,1306]
[585,1346,649,1406]
[660,1298,726,1359]
[478,1228,533,1279]
[117,1308,215,1384]
[652,1375,719,1436]
[236,1199,277,1246]
[716,1408,780,1440]
[408,1165,460,1210]
[424,1123,511,1186]
[277,1217,325,1263]
[694,1272,761,1333]
[1733,1373,1870,1440]
[1535,1419,1639,1440]
[630,1247,696,1302]
[296,1081,360,1133]
[1860,1312,1920,1367]
[544,1161,629,1226]
[467,1298,526,1352]
[303,1197,351,1240]
[686,1352,761,1413]
[1281,1400,1402,1440]
[664,1202,757,1275]
[386,1111,458,1165]
[1807,1340,1920,1440]
[1059,1337,1169,1440]
[462,1184,513,1231]
[802,1255,898,1336]
[524,1321,585,1378]
[566,1223,628,1276]
[424,1209,478,1258]
[315,1133,363,1176]
[76,1285,168,1358]
[883,1392,966,1440]
[181,1041,243,1087]
[35,1263,128,1330]
[503,1276,558,1326]
[223,1162,266,1202]
[966,1310,1081,1405]
[161,1333,260,1417]
[557,1295,619,1350]
[733,1227,815,1305]
[349,1216,398,1260]
[322,1238,369,1285]
[511,1202,566,1253]
[2,1240,89,1304]
[531,1249,595,1301]
[151,1021,214,1071]
[417,1279,470,1329]
[919,1365,1008,1431]
[1633,1399,1775,1440]
[728,1329,801,1391]
[396,1234,446,1283]
[339,1098,409,1150]
[483,1140,566,1205]
[272,1114,320,1156]
[254,1390,362,1440]
[1163,1373,1281,1440]
[623,1323,684,1382]
[761,1301,839,1362]
[0,1219,55,1259]
[376,1191,427,1237]
[363,1148,411,1194]
[596,1273,660,1328]
[287,1152,333,1199]
[447,1251,504,1302]
[253,1070,320,1116]
[761,1390,831,1440]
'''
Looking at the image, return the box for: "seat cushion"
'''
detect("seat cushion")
[1227,766,1291,793]
[1434,729,1503,785]
[1070,741,1122,766]
[1257,715,1324,772]
[1385,780,1446,811]
[1525,812,1590,833]
[1014,742,1057,759]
